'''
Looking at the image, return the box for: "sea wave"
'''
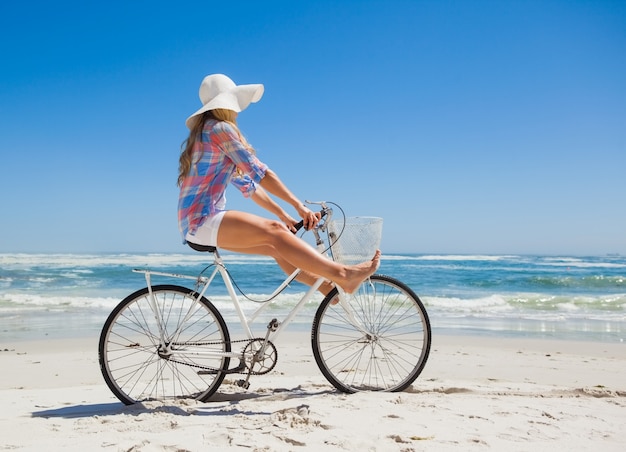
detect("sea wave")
[537,258,626,269]
[423,292,626,321]
[0,292,120,311]
[2,289,623,322]
[2,252,625,341]
[0,253,216,268]
[528,275,626,289]
[382,254,515,262]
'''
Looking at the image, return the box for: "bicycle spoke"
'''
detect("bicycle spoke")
[312,275,431,393]
[99,286,231,404]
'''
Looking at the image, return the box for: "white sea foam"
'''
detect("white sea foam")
[383,254,515,262]
[0,292,120,311]
[540,260,626,269]
[424,294,513,313]
[1,252,624,341]
[423,292,626,320]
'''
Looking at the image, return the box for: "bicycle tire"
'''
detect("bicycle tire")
[311,274,431,393]
[99,284,231,404]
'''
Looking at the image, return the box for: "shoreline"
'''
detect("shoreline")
[4,332,626,394]
[3,319,625,345]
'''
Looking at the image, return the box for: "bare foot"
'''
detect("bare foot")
[338,250,381,294]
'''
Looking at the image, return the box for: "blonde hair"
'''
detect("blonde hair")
[177,109,254,186]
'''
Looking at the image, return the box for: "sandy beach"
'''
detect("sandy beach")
[1,332,624,451]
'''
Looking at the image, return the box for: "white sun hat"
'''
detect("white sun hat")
[185,74,264,129]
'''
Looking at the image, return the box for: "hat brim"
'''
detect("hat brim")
[185,83,264,129]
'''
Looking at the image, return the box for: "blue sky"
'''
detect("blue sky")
[1,0,624,255]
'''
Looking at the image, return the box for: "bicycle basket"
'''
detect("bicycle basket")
[327,217,383,265]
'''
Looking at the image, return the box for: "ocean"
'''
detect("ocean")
[1,253,624,343]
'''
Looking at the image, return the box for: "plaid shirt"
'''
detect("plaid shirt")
[178,119,268,243]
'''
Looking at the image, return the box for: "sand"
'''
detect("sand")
[1,332,625,451]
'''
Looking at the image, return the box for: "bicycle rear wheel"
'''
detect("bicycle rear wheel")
[99,284,230,404]
[311,274,431,393]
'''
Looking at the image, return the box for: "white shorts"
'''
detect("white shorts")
[185,211,227,247]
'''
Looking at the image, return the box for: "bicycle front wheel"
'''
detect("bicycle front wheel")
[99,285,230,404]
[311,274,431,393]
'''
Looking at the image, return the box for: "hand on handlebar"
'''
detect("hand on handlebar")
[292,209,329,233]
[296,204,321,231]
[280,211,319,233]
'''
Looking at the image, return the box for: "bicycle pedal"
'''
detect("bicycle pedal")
[236,379,250,390]
[267,318,280,331]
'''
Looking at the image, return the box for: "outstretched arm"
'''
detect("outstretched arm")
[259,169,318,229]
[251,185,299,232]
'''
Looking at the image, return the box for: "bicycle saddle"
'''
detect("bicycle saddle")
[187,242,217,253]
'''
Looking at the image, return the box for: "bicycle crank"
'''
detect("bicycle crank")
[242,338,278,375]
[235,318,281,389]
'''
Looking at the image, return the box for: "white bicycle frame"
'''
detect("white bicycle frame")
[135,250,324,351]
[132,208,368,364]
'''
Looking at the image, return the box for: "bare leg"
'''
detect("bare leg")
[217,211,380,294]
[220,243,335,295]
[274,256,335,295]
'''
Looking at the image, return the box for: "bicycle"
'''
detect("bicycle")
[98,201,431,405]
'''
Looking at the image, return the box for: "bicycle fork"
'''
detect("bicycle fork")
[143,267,218,351]
[336,279,379,340]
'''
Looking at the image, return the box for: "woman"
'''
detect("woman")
[177,74,380,294]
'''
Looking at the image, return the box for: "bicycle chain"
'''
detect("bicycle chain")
[168,337,273,375]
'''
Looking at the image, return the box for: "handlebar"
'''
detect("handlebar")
[292,206,331,233]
